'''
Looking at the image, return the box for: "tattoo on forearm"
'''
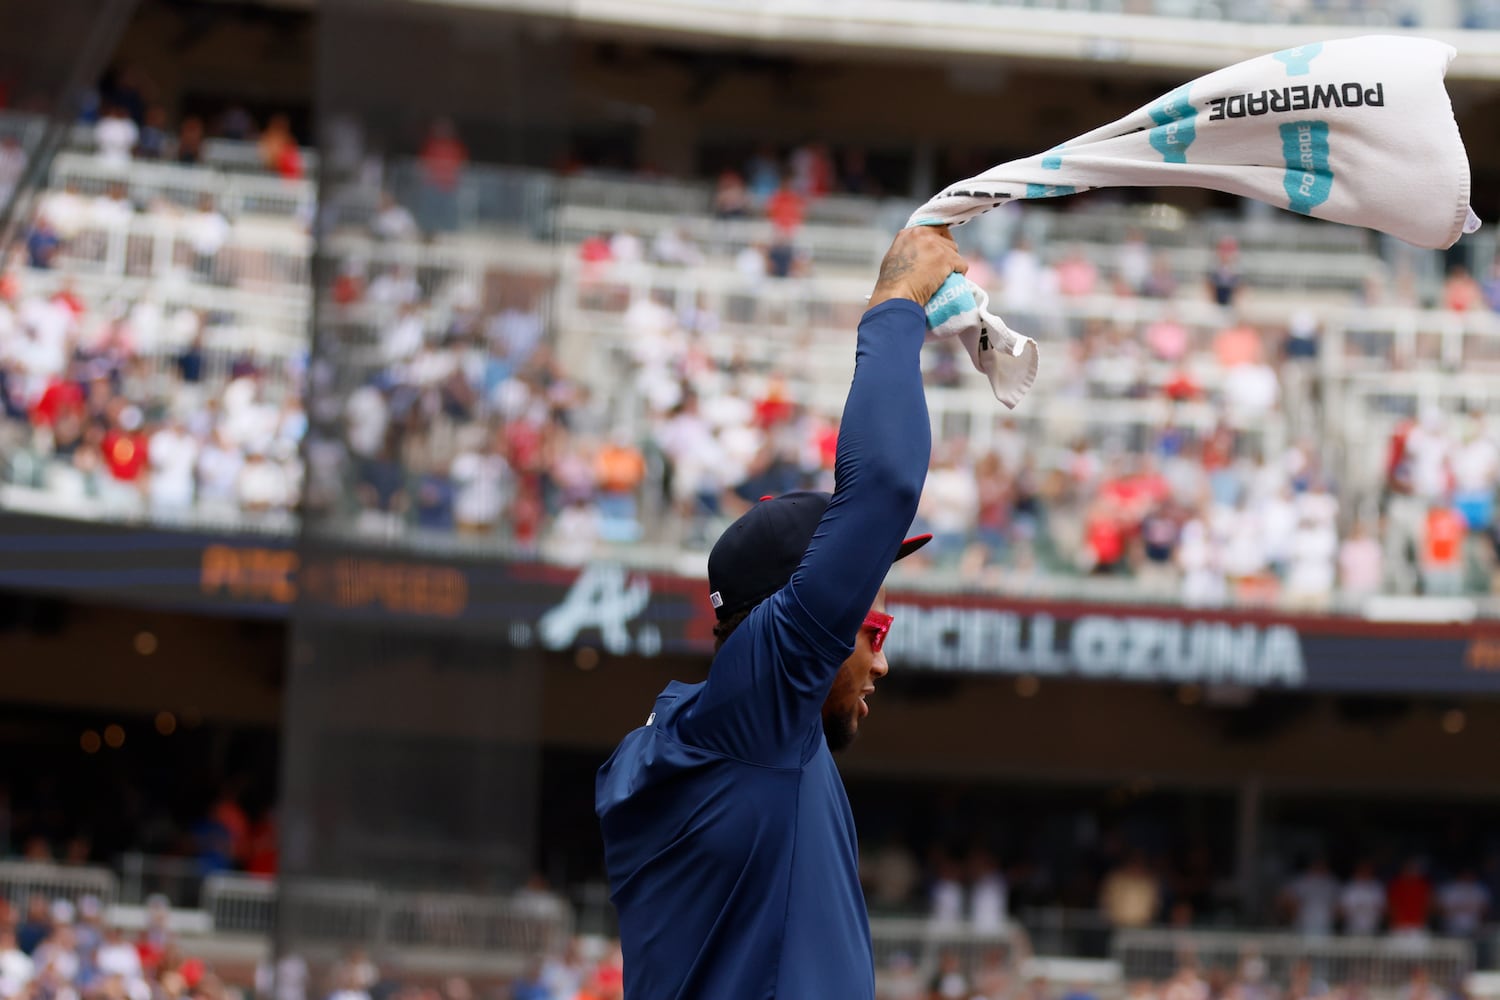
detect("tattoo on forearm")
[878,249,915,286]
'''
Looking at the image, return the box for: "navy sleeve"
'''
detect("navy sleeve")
[788,298,931,639]
[677,299,931,765]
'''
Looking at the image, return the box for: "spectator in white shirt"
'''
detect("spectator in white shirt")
[1177,514,1226,608]
[255,954,308,1000]
[90,182,135,229]
[148,417,200,513]
[381,303,426,364]
[372,191,420,242]
[1000,238,1049,313]
[650,226,702,268]
[1452,415,1498,533]
[42,183,91,240]
[95,106,139,168]
[968,850,1010,932]
[0,929,33,997]
[1224,362,1280,417]
[1405,408,1452,503]
[735,244,767,282]
[94,926,142,983]
[366,266,420,306]
[451,438,509,533]
[197,427,246,513]
[1340,861,1387,935]
[1285,511,1339,606]
[1282,857,1341,937]
[344,384,390,461]
[930,854,966,926]
[1436,869,1491,938]
[608,230,643,264]
[32,924,80,984]
[187,193,230,281]
[238,448,290,513]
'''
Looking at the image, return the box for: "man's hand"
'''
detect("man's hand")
[867,225,968,309]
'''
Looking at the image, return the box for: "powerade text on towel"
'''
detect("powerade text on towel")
[911,34,1477,406]
[596,300,932,1000]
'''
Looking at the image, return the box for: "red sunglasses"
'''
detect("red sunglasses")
[862,610,894,653]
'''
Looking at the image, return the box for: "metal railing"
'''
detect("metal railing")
[553,202,888,270]
[1113,928,1474,989]
[43,214,311,294]
[201,874,572,955]
[1023,906,1121,960]
[119,853,213,907]
[200,139,320,177]
[18,266,309,352]
[49,152,313,221]
[0,861,118,908]
[871,914,1019,963]
[201,873,284,935]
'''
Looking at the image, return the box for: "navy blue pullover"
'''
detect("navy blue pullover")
[596,299,932,1000]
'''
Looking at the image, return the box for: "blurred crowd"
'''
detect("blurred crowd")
[2,824,1496,1000]
[0,893,229,1000]
[863,841,1496,944]
[0,265,306,526]
[593,228,1500,607]
[874,956,1470,1000]
[7,757,278,888]
[9,115,1500,607]
[76,67,305,179]
[257,940,625,1000]
[0,890,621,1000]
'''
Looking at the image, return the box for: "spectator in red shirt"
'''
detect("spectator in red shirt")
[101,410,148,482]
[753,376,795,429]
[1162,370,1200,402]
[578,233,613,265]
[1084,500,1127,574]
[1422,505,1467,596]
[30,376,84,427]
[765,177,806,236]
[422,117,468,191]
[245,811,279,876]
[51,279,85,318]
[1444,264,1483,313]
[211,789,250,865]
[420,117,469,232]
[257,114,303,180]
[1387,858,1433,935]
[815,418,839,472]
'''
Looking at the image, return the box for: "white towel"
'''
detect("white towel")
[924,274,1039,409]
[912,35,1479,406]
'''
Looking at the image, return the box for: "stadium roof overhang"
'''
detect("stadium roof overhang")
[403,0,1500,80]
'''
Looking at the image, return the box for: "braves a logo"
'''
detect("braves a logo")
[538,563,651,655]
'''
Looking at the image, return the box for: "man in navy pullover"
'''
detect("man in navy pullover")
[596,225,966,999]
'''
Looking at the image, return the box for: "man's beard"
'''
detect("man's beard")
[823,708,859,753]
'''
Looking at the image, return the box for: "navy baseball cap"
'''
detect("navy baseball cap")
[706,491,931,623]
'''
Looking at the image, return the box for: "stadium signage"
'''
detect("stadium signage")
[6,514,1500,695]
[534,563,659,657]
[881,604,1306,687]
[198,545,469,617]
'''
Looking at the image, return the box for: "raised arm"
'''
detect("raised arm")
[788,226,965,641]
[680,227,965,762]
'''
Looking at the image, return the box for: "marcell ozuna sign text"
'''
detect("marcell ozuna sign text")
[882,604,1307,687]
